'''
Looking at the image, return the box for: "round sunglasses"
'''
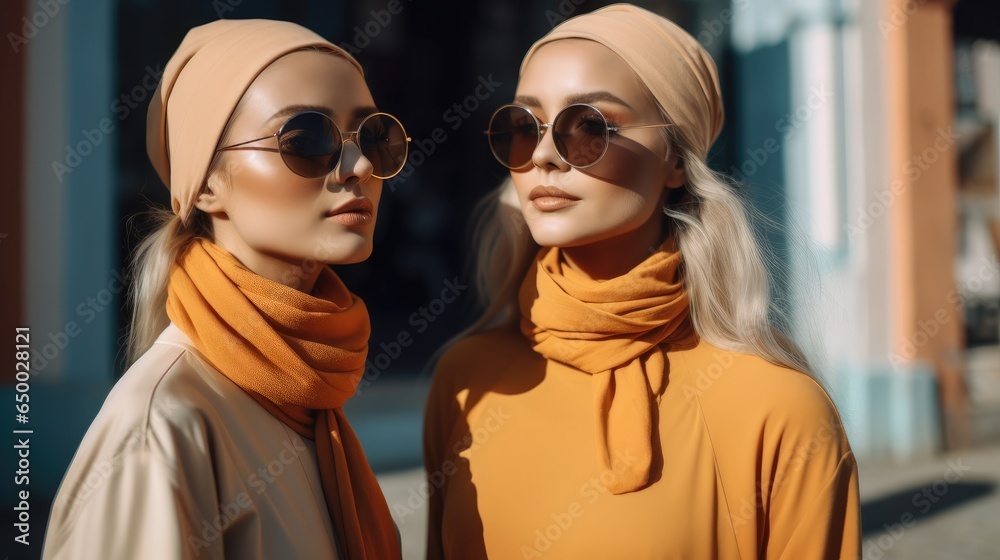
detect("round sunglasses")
[484,103,674,169]
[217,110,411,179]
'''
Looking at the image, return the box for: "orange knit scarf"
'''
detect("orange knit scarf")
[519,236,699,494]
[165,238,400,559]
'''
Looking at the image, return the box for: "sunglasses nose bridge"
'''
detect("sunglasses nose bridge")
[538,123,557,154]
[335,131,367,169]
[338,131,366,171]
[340,129,360,148]
[528,120,573,171]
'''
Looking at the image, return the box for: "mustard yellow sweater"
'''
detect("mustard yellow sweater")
[423,329,860,559]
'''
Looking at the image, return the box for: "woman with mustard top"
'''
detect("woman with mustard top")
[42,19,409,559]
[424,5,861,559]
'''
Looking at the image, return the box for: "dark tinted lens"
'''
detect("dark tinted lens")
[553,104,608,167]
[278,112,342,178]
[488,106,539,168]
[358,114,409,178]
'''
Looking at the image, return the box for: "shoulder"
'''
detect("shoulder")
[68,326,239,480]
[101,339,218,450]
[672,340,850,452]
[425,328,536,418]
[434,327,534,383]
[47,333,224,538]
[436,328,532,371]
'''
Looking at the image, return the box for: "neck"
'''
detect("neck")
[561,213,667,281]
[211,228,323,294]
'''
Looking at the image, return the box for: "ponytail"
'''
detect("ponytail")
[124,209,206,365]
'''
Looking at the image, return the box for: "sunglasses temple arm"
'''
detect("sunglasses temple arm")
[217,134,277,151]
[614,123,675,131]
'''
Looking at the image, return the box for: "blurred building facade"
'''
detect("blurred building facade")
[730,0,1000,460]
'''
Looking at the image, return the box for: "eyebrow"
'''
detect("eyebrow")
[266,104,379,124]
[513,91,633,110]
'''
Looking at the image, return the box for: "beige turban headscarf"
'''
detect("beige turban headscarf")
[520,3,724,159]
[146,19,363,224]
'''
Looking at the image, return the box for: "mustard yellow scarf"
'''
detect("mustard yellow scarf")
[519,237,699,494]
[166,238,399,560]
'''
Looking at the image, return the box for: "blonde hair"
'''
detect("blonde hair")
[124,207,211,365]
[454,117,821,382]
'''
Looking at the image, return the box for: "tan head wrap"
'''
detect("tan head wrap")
[146,19,363,223]
[520,3,724,158]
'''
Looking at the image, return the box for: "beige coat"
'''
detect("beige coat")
[42,323,342,559]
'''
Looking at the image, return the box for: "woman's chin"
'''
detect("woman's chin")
[527,223,603,249]
[295,230,374,265]
[325,240,374,266]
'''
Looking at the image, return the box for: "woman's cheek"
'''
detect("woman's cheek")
[609,190,654,223]
[230,154,317,205]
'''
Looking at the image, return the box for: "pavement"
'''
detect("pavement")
[857,443,1000,560]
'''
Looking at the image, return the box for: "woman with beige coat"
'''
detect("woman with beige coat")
[42,19,409,560]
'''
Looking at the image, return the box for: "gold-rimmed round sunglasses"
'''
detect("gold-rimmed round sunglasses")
[217,110,412,180]
[484,103,673,169]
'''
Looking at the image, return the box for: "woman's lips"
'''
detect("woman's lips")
[528,185,580,212]
[326,211,373,226]
[532,196,579,211]
[325,198,374,227]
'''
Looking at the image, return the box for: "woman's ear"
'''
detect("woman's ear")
[193,175,228,214]
[664,154,687,190]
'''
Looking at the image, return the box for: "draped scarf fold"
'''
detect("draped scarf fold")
[165,238,400,559]
[518,237,699,494]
